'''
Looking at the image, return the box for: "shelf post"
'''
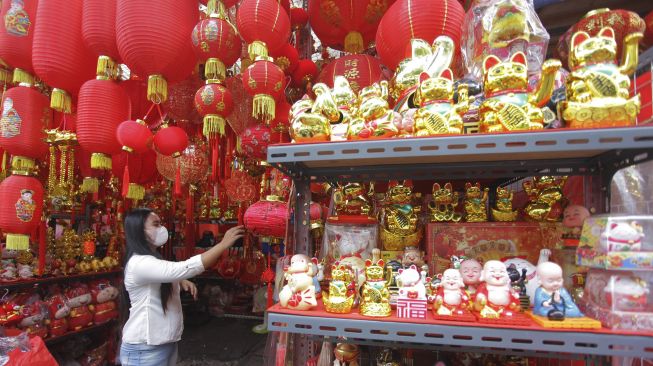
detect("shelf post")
[292,178,312,256]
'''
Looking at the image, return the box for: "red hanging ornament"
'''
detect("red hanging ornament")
[194,83,234,139]
[236,0,291,58]
[191,14,242,82]
[0,0,38,84]
[32,0,97,113]
[121,78,150,120]
[242,59,286,123]
[164,77,202,123]
[153,125,189,157]
[77,149,101,194]
[116,0,198,103]
[271,44,299,75]
[224,170,258,204]
[290,7,309,30]
[238,125,272,161]
[270,101,291,133]
[290,59,318,88]
[0,173,44,250]
[116,119,153,154]
[318,54,385,93]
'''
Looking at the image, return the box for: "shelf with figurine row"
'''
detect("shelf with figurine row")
[267,126,653,182]
[44,319,117,346]
[0,269,122,290]
[267,303,653,359]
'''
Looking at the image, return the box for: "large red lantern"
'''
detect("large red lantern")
[76,76,131,170]
[0,86,51,163]
[243,199,289,239]
[375,0,464,71]
[242,59,286,122]
[239,125,272,161]
[191,16,242,82]
[0,174,43,250]
[153,125,189,157]
[194,83,234,138]
[32,0,97,113]
[0,0,38,83]
[112,150,158,201]
[116,120,152,154]
[116,0,198,103]
[82,0,120,69]
[236,0,291,58]
[318,54,385,93]
[309,0,395,53]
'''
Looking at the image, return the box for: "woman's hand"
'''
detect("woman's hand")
[220,225,245,249]
[181,280,198,300]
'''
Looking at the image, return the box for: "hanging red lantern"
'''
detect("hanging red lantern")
[0,86,51,163]
[236,0,291,58]
[112,150,156,201]
[153,125,189,157]
[290,8,309,30]
[375,0,464,71]
[271,44,299,75]
[290,59,318,88]
[0,174,43,250]
[32,0,97,113]
[133,149,159,186]
[116,0,198,103]
[191,15,242,82]
[0,0,38,84]
[270,101,291,133]
[309,0,395,54]
[194,83,234,138]
[243,199,289,239]
[242,59,285,122]
[238,125,272,161]
[116,120,152,154]
[82,0,120,77]
[76,73,131,170]
[318,54,385,93]
[155,142,209,186]
[644,10,653,47]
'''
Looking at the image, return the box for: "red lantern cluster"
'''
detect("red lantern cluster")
[318,54,385,93]
[194,83,234,138]
[242,59,286,122]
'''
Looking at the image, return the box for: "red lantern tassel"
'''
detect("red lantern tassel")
[38,220,46,276]
[211,139,218,182]
[174,165,182,197]
[122,158,130,198]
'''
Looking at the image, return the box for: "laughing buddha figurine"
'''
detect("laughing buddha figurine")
[479,52,561,133]
[561,27,642,128]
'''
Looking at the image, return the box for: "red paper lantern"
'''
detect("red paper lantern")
[309,0,395,53]
[0,174,43,250]
[290,8,309,30]
[191,17,242,81]
[243,199,289,239]
[133,150,158,186]
[318,54,385,93]
[155,143,208,186]
[236,0,291,57]
[271,101,291,133]
[239,125,272,160]
[645,10,653,47]
[32,0,97,112]
[0,86,51,162]
[116,120,152,154]
[290,59,318,88]
[153,125,189,157]
[194,83,234,138]
[77,148,101,194]
[76,78,131,170]
[112,150,158,200]
[242,60,285,122]
[375,0,464,71]
[116,0,198,103]
[0,0,38,83]
[271,44,299,74]
[82,0,120,62]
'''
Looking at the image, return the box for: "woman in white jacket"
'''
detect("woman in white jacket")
[119,208,244,366]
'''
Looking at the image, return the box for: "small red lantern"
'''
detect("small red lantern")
[291,59,318,88]
[271,44,299,74]
[236,0,291,58]
[318,54,385,93]
[32,0,97,112]
[243,199,289,239]
[242,60,286,122]
[116,120,152,154]
[0,0,38,83]
[0,174,44,250]
[112,150,158,200]
[0,86,51,163]
[239,125,272,161]
[153,125,189,157]
[191,16,242,82]
[76,77,131,170]
[194,83,234,138]
[375,0,465,71]
[290,8,309,30]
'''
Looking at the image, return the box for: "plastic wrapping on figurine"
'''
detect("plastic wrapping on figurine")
[461,0,550,81]
[321,220,378,288]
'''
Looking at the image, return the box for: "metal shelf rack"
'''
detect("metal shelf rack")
[266,126,653,363]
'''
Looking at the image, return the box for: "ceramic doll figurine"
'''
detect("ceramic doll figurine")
[278,254,318,310]
[66,283,94,331]
[503,248,551,304]
[396,264,429,320]
[433,269,472,318]
[89,280,119,324]
[459,259,482,295]
[45,292,70,337]
[533,262,583,320]
[561,205,591,246]
[473,260,521,319]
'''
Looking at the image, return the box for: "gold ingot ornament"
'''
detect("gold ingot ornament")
[561,27,642,128]
[378,182,421,251]
[479,52,561,133]
[414,69,470,136]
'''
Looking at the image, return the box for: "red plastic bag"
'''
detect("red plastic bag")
[6,336,57,366]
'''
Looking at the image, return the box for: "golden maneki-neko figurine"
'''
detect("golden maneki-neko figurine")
[561,27,642,128]
[346,80,399,140]
[463,182,489,222]
[378,181,421,251]
[429,182,461,223]
[360,250,392,317]
[322,262,356,314]
[479,52,561,133]
[333,182,373,217]
[523,176,568,222]
[413,69,470,136]
[491,186,518,222]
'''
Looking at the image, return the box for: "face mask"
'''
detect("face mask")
[148,226,169,247]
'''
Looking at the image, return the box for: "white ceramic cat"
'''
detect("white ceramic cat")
[601,222,644,252]
[502,249,551,304]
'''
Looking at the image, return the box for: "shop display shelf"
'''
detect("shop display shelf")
[267,304,653,359]
[267,126,653,182]
[44,320,117,346]
[0,269,122,290]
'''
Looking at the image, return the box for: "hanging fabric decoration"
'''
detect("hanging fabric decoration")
[0,0,38,84]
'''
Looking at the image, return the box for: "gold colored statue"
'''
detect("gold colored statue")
[523,176,568,222]
[347,81,399,140]
[413,69,469,136]
[289,95,331,143]
[360,258,391,317]
[479,52,561,133]
[491,186,518,222]
[333,183,373,217]
[463,182,489,222]
[322,263,355,314]
[429,182,461,222]
[209,198,222,219]
[378,182,421,251]
[561,27,642,128]
[330,76,358,141]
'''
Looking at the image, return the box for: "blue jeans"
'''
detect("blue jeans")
[119,342,178,366]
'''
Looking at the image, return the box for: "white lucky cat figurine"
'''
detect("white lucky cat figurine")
[279,254,318,310]
[601,221,644,252]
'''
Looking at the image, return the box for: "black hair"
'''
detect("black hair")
[123,208,173,313]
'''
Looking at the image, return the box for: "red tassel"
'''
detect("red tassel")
[122,162,130,198]
[38,220,46,276]
[211,139,218,182]
[174,165,182,197]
